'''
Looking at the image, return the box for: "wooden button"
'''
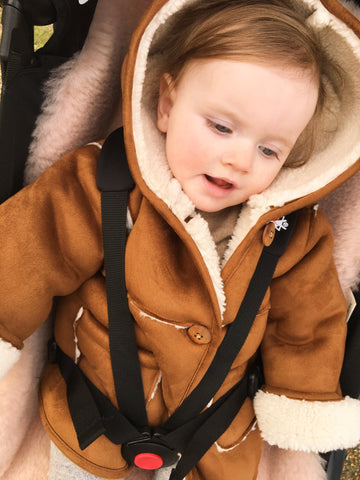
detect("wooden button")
[262,223,276,246]
[187,325,211,344]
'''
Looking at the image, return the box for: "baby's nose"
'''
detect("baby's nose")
[221,147,253,172]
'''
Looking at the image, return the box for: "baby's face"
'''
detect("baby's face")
[157,59,319,212]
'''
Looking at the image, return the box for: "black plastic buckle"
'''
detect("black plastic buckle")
[122,432,179,470]
[47,338,58,363]
[247,360,264,399]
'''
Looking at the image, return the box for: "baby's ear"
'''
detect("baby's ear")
[157,73,175,133]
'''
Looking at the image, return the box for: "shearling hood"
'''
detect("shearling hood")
[121,0,360,286]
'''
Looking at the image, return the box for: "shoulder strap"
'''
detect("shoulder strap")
[96,128,134,192]
[97,128,148,426]
[162,211,298,433]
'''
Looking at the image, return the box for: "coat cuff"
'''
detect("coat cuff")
[254,390,360,452]
[0,338,21,380]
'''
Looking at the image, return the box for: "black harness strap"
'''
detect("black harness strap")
[57,348,107,448]
[97,128,148,429]
[55,128,298,479]
[161,224,294,432]
[162,376,250,480]
[57,348,142,448]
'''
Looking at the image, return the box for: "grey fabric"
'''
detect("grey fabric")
[48,443,173,480]
[48,443,124,480]
[153,466,175,480]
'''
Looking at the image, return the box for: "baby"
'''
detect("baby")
[0,0,360,479]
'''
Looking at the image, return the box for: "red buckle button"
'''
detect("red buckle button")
[134,452,164,470]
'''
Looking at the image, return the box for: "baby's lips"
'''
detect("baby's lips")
[205,175,234,189]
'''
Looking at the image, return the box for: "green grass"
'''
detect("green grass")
[34,23,54,51]
[0,8,53,51]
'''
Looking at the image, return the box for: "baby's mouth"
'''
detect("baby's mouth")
[205,175,234,189]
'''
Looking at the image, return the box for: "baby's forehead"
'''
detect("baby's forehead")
[179,59,317,115]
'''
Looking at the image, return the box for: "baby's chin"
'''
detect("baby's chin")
[190,194,244,213]
[192,200,240,213]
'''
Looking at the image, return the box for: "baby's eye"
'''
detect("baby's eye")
[259,146,278,158]
[214,123,232,134]
[208,120,232,134]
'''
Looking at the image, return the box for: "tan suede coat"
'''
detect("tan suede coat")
[0,0,360,479]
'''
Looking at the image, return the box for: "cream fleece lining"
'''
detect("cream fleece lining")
[198,205,241,261]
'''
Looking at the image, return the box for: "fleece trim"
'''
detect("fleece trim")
[0,339,21,381]
[254,390,360,452]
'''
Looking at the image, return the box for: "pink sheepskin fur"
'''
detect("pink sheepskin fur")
[320,171,360,293]
[0,0,358,479]
[0,321,51,480]
[257,442,327,480]
[25,0,152,184]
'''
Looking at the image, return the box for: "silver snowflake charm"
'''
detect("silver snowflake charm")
[271,216,289,231]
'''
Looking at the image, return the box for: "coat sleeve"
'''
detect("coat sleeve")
[253,207,360,452]
[0,144,104,380]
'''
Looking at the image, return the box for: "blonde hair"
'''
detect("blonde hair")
[154,0,330,167]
